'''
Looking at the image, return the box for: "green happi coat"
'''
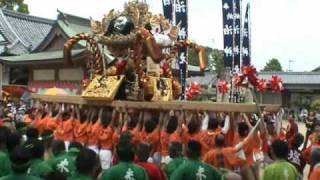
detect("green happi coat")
[165,157,186,178]
[28,158,53,178]
[0,151,11,177]
[101,162,149,180]
[170,159,223,180]
[47,151,76,177]
[263,160,299,180]
[0,174,41,180]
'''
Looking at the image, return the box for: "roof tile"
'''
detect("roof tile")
[0,8,54,55]
[259,72,320,85]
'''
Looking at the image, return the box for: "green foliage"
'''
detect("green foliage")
[188,47,224,76]
[262,58,283,72]
[0,0,29,14]
[188,47,199,66]
[311,99,320,112]
[210,49,224,77]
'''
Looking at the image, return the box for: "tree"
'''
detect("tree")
[188,47,224,77]
[262,58,283,72]
[187,47,201,66]
[210,49,224,77]
[311,99,320,112]
[0,0,29,14]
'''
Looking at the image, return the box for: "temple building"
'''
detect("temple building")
[0,9,99,94]
[186,71,320,109]
[259,71,320,110]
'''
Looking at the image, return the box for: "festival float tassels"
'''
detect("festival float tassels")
[228,65,285,115]
[256,79,268,92]
[186,82,202,100]
[218,80,230,94]
[233,74,245,87]
[242,66,258,86]
[271,76,284,93]
[218,80,231,102]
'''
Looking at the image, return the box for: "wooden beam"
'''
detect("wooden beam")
[32,94,280,113]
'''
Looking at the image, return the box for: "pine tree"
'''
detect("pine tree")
[262,58,283,72]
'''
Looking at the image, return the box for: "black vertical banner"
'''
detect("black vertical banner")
[234,0,241,69]
[242,3,251,66]
[222,0,234,68]
[175,0,188,99]
[162,0,173,23]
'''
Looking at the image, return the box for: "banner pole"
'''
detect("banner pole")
[230,0,236,102]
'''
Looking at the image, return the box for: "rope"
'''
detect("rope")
[63,33,104,76]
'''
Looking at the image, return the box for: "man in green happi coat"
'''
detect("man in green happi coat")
[26,140,53,178]
[170,140,223,180]
[165,142,186,178]
[47,140,76,177]
[69,148,101,180]
[0,146,41,180]
[263,140,299,180]
[101,142,149,180]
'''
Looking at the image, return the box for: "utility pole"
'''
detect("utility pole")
[288,59,294,72]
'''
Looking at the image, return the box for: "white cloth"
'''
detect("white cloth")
[64,141,70,151]
[147,157,154,163]
[222,115,230,134]
[22,135,27,142]
[161,155,172,164]
[201,113,209,131]
[154,34,173,46]
[99,149,112,170]
[152,152,161,165]
[88,145,99,155]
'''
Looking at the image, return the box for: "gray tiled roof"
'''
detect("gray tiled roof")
[187,72,218,86]
[171,63,203,72]
[0,8,54,55]
[0,49,85,64]
[259,71,320,85]
[312,67,320,72]
[57,11,90,35]
[33,10,92,51]
[186,71,320,86]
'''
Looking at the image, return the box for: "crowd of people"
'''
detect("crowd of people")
[0,100,319,180]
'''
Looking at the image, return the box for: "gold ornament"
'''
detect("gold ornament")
[82,75,125,101]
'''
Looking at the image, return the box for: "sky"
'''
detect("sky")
[24,0,320,71]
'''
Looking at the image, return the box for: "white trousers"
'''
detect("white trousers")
[161,155,172,164]
[64,141,70,151]
[99,149,112,170]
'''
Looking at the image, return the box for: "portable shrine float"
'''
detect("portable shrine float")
[32,1,281,113]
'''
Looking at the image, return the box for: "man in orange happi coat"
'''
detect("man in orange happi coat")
[73,106,89,145]
[54,104,75,150]
[98,108,117,170]
[86,108,102,154]
[160,111,183,164]
[203,115,260,180]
